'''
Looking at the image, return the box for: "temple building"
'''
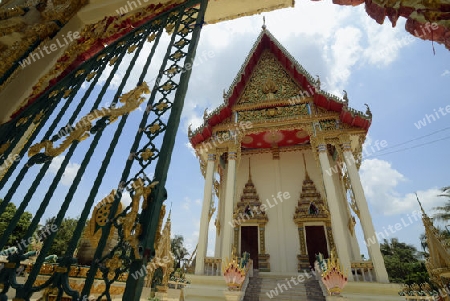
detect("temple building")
[187,26,403,300]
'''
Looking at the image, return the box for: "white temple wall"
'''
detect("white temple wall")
[233,149,328,273]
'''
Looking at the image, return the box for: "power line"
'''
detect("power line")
[372,134,450,157]
[376,125,450,152]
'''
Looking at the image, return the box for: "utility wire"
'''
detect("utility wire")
[371,134,450,157]
[375,125,450,152]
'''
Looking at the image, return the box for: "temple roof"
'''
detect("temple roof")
[189,27,371,148]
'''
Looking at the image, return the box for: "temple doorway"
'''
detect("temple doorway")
[240,226,259,268]
[305,225,329,269]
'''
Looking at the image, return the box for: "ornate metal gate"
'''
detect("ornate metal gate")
[0,0,207,300]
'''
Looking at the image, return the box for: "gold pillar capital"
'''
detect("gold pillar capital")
[338,134,352,151]
[207,153,216,161]
[228,151,237,160]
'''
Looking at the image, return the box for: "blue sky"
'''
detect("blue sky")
[2,1,449,260]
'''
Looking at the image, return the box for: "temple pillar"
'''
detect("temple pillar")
[317,143,352,279]
[341,142,389,283]
[221,150,237,264]
[195,153,216,275]
[272,145,287,272]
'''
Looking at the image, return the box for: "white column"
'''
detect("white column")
[332,169,361,261]
[317,143,352,279]
[214,174,226,257]
[195,153,216,275]
[221,151,237,263]
[273,152,288,272]
[341,143,389,283]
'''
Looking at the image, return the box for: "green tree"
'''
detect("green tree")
[0,199,33,247]
[433,186,450,221]
[171,235,189,269]
[381,238,429,284]
[40,216,79,257]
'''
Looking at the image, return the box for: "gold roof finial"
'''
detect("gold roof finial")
[415,192,426,215]
[168,202,172,221]
[302,153,310,180]
[262,16,266,30]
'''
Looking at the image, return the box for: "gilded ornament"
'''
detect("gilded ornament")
[162,82,173,91]
[148,123,160,133]
[109,57,119,66]
[152,19,162,26]
[28,82,150,158]
[49,90,60,98]
[165,23,175,34]
[172,51,183,60]
[175,39,186,47]
[86,72,97,82]
[127,44,138,53]
[105,254,124,280]
[96,54,106,61]
[63,89,72,99]
[147,33,157,42]
[155,102,168,111]
[167,66,178,75]
[140,148,154,161]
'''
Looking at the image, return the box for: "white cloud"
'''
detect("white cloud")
[361,158,443,215]
[182,196,192,211]
[185,142,197,158]
[48,156,81,186]
[324,26,363,92]
[360,11,411,66]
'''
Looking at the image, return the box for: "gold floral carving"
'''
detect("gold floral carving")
[28,82,150,158]
[237,104,308,122]
[237,50,301,105]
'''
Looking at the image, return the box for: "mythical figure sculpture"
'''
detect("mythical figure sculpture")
[364,103,372,119]
[342,90,349,106]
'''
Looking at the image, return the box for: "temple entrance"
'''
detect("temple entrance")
[240,226,259,268]
[305,226,329,269]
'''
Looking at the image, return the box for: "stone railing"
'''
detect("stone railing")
[351,261,375,282]
[222,253,253,301]
[204,257,222,276]
[399,283,446,301]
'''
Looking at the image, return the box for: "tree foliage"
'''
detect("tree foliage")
[381,238,429,284]
[433,186,450,221]
[40,216,80,257]
[171,235,189,269]
[0,199,33,247]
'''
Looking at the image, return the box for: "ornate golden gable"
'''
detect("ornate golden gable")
[236,50,303,106]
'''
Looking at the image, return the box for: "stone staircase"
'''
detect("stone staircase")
[244,270,326,301]
[243,269,263,301]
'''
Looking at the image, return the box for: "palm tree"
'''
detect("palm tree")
[171,235,189,269]
[433,186,450,221]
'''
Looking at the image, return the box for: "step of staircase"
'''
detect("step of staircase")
[243,270,262,301]
[244,271,326,301]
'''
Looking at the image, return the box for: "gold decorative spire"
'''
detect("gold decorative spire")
[415,192,426,215]
[302,152,310,180]
[168,202,172,221]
